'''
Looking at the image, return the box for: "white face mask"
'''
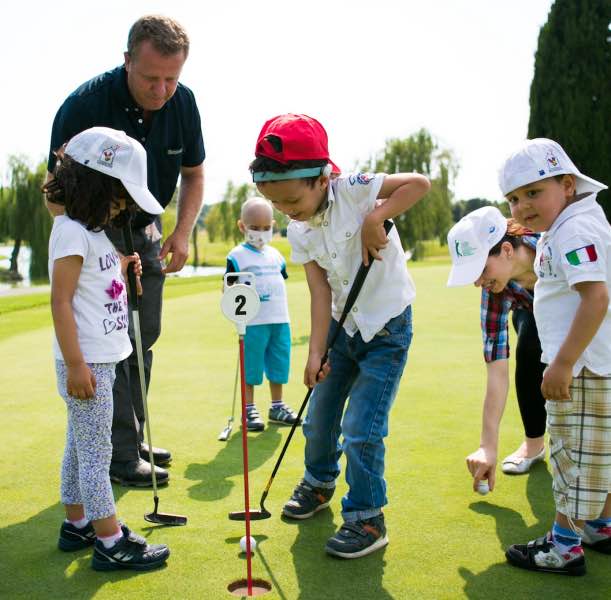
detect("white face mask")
[245,228,272,249]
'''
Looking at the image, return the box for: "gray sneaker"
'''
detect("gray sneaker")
[582,522,611,554]
[268,404,301,426]
[325,514,389,559]
[282,479,334,519]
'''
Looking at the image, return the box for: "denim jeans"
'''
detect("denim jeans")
[303,305,412,521]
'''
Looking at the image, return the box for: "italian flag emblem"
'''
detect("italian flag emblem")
[565,244,598,266]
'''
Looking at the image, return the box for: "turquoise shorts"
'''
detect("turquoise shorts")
[244,323,291,385]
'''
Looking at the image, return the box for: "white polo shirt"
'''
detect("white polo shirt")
[533,195,611,376]
[48,216,133,364]
[288,173,415,343]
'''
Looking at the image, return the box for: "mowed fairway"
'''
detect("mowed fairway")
[1,263,610,599]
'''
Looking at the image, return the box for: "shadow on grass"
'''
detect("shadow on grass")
[283,510,394,599]
[457,463,611,598]
[184,425,282,502]
[0,487,156,600]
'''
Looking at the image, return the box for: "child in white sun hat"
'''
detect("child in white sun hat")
[499,138,611,576]
[43,127,171,572]
[447,206,547,492]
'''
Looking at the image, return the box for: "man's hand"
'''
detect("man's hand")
[361,214,389,266]
[159,230,190,274]
[541,360,572,401]
[304,352,331,388]
[466,446,497,492]
[67,362,96,400]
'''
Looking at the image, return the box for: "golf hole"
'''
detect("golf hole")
[227,578,272,596]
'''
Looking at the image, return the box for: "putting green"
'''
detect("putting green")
[1,264,610,599]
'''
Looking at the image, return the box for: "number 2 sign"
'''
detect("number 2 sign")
[221,272,261,334]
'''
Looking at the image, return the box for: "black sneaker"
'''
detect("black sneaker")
[505,533,586,576]
[325,513,388,559]
[268,404,301,426]
[58,520,96,552]
[246,406,265,431]
[282,479,334,519]
[91,524,169,572]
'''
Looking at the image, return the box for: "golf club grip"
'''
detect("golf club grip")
[121,221,139,310]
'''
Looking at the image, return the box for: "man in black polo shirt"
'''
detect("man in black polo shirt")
[47,15,205,486]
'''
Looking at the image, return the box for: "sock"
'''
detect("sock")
[552,522,581,553]
[246,403,255,410]
[271,399,283,407]
[586,516,611,531]
[67,517,88,529]
[99,528,124,549]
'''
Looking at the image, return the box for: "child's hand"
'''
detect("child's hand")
[466,446,497,492]
[541,360,572,401]
[304,352,331,388]
[121,253,143,295]
[361,214,389,266]
[67,362,96,400]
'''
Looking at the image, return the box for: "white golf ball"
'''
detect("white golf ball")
[239,535,256,554]
[477,481,490,495]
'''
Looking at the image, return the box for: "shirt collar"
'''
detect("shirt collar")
[546,194,598,237]
[306,180,335,227]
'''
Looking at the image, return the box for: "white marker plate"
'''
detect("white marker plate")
[221,272,260,326]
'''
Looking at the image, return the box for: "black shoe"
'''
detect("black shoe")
[91,524,169,571]
[282,479,334,519]
[505,533,586,576]
[110,459,169,488]
[58,520,96,552]
[325,513,389,559]
[139,443,172,467]
[246,406,265,431]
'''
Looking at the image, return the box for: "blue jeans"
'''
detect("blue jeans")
[303,306,412,521]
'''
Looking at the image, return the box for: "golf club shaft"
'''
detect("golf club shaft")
[257,220,394,509]
[122,221,159,500]
[238,336,253,592]
[231,347,239,421]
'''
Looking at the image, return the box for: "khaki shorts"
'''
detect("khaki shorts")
[547,367,611,522]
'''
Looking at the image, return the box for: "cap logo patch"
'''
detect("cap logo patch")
[546,150,562,173]
[455,240,476,258]
[97,145,120,169]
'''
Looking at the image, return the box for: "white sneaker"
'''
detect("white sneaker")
[502,447,545,474]
[581,522,611,554]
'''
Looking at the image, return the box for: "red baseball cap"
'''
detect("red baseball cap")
[255,114,341,174]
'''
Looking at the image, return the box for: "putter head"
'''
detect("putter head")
[228,508,271,521]
[218,425,232,441]
[144,511,188,526]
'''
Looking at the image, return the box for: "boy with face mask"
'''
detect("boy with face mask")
[225,197,299,430]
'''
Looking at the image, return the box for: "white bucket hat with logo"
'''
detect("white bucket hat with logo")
[498,138,607,197]
[447,206,508,287]
[65,126,164,215]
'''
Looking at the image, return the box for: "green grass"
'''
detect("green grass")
[1,263,610,599]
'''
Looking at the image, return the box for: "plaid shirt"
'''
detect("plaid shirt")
[481,235,538,362]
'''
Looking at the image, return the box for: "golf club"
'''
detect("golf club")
[229,219,394,521]
[218,349,239,441]
[122,218,187,526]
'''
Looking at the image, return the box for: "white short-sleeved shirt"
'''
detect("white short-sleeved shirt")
[48,215,132,363]
[533,195,611,376]
[226,243,290,326]
[288,173,415,343]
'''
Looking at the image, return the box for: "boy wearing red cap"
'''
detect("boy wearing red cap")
[250,114,430,558]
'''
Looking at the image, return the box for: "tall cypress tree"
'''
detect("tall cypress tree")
[528,0,610,218]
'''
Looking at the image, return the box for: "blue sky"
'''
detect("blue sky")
[0,0,554,204]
